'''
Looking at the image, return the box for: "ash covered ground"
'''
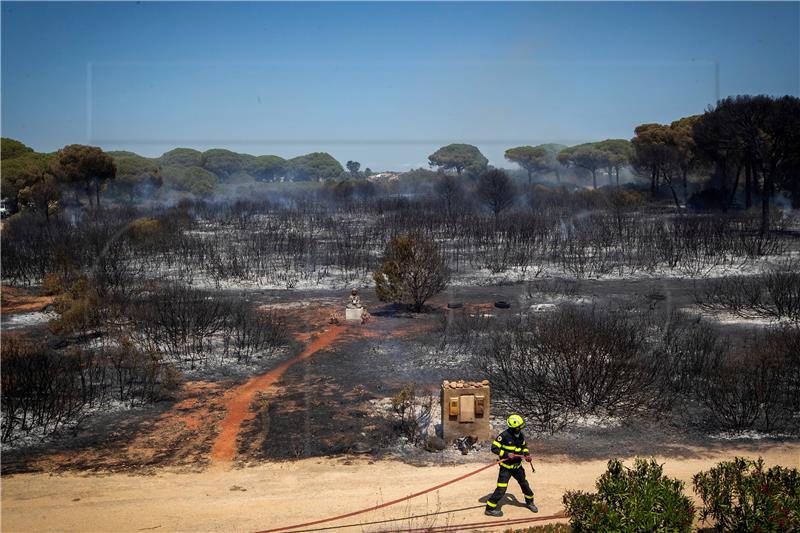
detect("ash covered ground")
[2,193,799,475]
[4,270,796,474]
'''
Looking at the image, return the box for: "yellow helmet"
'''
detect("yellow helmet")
[507,414,525,429]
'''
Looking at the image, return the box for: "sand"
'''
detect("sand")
[3,444,798,533]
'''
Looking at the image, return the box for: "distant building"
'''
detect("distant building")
[367,172,400,182]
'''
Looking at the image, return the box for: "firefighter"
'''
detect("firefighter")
[484,414,537,517]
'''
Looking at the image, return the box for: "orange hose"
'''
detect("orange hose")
[253,458,515,533]
[374,512,567,533]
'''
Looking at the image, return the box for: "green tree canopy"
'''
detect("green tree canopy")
[632,121,705,207]
[162,165,219,197]
[594,139,633,186]
[504,146,551,185]
[50,144,116,207]
[246,155,286,182]
[0,151,53,212]
[557,143,607,189]
[346,160,362,178]
[18,174,61,222]
[668,115,704,199]
[373,234,450,312]
[110,152,163,201]
[428,144,488,176]
[159,148,204,167]
[286,152,344,181]
[1,138,34,160]
[631,123,677,196]
[201,149,254,180]
[539,143,568,182]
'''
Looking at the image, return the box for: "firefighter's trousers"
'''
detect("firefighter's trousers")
[485,465,534,509]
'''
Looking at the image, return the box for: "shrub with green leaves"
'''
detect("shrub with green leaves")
[693,457,799,532]
[563,458,694,532]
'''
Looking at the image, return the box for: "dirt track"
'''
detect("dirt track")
[3,445,799,533]
[210,325,345,463]
[0,286,54,315]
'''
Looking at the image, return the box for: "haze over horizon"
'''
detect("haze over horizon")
[2,1,798,171]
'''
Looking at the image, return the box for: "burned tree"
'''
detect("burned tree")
[477,168,516,218]
[434,173,465,218]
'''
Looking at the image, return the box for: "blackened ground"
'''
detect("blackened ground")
[236,301,460,462]
[232,276,789,464]
[3,275,792,473]
[1,381,227,475]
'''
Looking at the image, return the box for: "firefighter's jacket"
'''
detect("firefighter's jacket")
[490,429,530,469]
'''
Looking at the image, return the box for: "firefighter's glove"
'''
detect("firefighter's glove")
[524,455,532,463]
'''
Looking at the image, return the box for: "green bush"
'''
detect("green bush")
[693,457,800,532]
[563,458,694,532]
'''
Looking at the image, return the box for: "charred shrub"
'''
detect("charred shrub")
[478,307,664,432]
[105,339,178,406]
[129,284,229,368]
[699,327,800,434]
[1,336,178,443]
[563,458,694,532]
[129,285,287,369]
[1,339,83,442]
[659,319,724,398]
[767,326,800,417]
[696,276,764,317]
[222,303,288,363]
[390,384,433,446]
[697,263,800,322]
[693,457,800,532]
[656,319,727,425]
[763,265,800,321]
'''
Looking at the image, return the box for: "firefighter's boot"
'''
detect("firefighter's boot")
[526,501,539,513]
[484,507,503,517]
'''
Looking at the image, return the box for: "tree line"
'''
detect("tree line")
[2,93,797,225]
[0,142,348,213]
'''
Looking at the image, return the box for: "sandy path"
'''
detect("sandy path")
[210,326,345,463]
[3,444,798,533]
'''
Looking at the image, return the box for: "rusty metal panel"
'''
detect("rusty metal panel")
[449,397,459,416]
[475,395,485,416]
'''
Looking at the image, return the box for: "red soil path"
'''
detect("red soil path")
[210,325,345,464]
[0,286,54,315]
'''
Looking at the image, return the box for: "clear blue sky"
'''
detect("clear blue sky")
[2,1,798,170]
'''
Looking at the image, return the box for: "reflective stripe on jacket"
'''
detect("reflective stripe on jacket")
[490,428,530,468]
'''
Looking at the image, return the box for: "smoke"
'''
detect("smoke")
[773,193,794,217]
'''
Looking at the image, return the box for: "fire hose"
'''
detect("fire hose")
[253,457,565,533]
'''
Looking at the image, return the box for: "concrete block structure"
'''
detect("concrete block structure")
[345,288,365,322]
[345,307,362,321]
[441,379,491,442]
